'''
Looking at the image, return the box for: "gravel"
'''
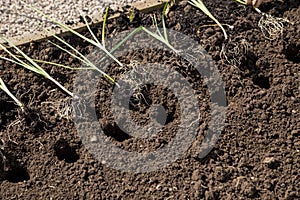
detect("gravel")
[0,0,141,38]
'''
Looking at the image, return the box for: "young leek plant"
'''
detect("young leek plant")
[234,0,289,40]
[0,36,73,97]
[141,2,178,55]
[188,0,228,40]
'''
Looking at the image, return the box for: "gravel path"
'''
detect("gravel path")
[0,0,141,38]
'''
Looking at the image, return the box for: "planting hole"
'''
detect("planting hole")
[283,43,300,63]
[6,166,30,183]
[54,139,79,163]
[253,75,270,89]
[103,123,132,142]
[267,160,280,169]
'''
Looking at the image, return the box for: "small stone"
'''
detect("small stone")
[174,22,181,31]
[263,157,280,169]
[90,135,98,143]
[205,190,216,200]
[156,184,162,190]
[192,169,200,181]
[184,5,192,13]
[179,1,188,6]
[263,157,274,164]
[291,130,299,136]
[168,11,175,18]
[88,168,95,175]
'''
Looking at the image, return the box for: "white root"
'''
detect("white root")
[258,13,290,40]
[42,97,74,121]
[220,39,250,67]
[125,60,151,107]
[254,7,290,41]
[0,139,7,171]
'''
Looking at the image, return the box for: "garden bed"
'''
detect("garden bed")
[0,0,299,199]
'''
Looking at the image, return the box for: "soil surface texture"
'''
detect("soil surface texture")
[0,0,299,199]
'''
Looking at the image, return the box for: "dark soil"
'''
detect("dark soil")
[0,0,299,199]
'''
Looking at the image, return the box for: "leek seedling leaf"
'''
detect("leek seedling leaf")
[188,0,228,40]
[233,0,261,13]
[45,29,117,83]
[17,56,92,70]
[142,27,178,53]
[0,77,24,111]
[141,6,178,54]
[97,26,143,64]
[6,52,93,70]
[0,53,40,74]
[47,40,87,64]
[82,15,101,46]
[141,12,178,54]
[102,6,110,47]
[153,15,164,40]
[162,2,169,43]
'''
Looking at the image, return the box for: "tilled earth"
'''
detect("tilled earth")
[0,0,299,199]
